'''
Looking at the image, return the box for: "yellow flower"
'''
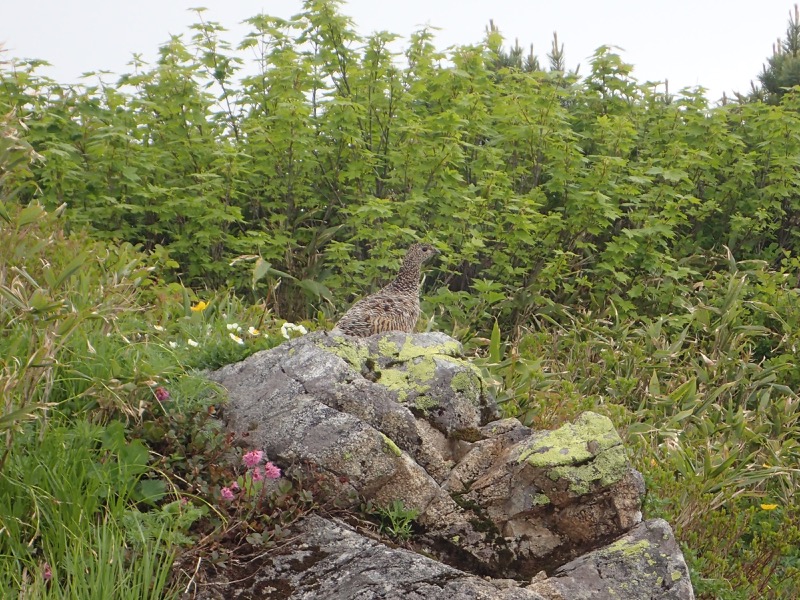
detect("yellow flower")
[191,301,209,312]
[760,503,778,511]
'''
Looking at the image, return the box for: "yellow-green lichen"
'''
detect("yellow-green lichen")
[405,356,437,384]
[605,538,651,557]
[518,412,622,467]
[377,337,400,357]
[320,338,369,369]
[396,335,461,362]
[450,370,479,398]
[415,395,440,413]
[531,493,551,507]
[378,356,437,401]
[380,433,402,457]
[378,369,412,401]
[547,445,629,495]
[670,571,682,582]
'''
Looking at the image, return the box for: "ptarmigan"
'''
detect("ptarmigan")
[334,243,439,337]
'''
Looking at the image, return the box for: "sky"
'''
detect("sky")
[0,1,795,103]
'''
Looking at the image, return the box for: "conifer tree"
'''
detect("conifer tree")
[486,20,540,73]
[757,4,800,103]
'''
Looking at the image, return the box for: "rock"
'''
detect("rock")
[527,519,694,600]
[207,331,694,599]
[182,514,549,600]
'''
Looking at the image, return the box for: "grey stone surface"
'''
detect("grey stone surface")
[183,515,549,600]
[527,519,695,600]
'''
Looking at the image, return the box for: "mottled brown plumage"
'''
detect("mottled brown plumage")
[335,243,439,337]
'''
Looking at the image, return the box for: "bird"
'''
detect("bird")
[334,243,440,337]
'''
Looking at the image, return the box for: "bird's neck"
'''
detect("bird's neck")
[387,261,421,294]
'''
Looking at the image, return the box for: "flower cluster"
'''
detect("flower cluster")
[281,322,308,339]
[155,302,309,349]
[219,449,282,503]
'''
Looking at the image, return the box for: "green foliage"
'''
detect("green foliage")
[5,1,800,332]
[0,422,184,599]
[363,499,420,540]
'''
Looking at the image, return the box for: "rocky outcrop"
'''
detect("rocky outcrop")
[208,331,694,599]
[528,518,695,600]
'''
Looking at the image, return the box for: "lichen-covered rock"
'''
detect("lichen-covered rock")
[317,331,497,436]
[209,331,693,599]
[527,519,694,600]
[436,412,645,576]
[181,514,549,600]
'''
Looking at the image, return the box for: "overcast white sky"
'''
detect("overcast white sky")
[0,1,795,102]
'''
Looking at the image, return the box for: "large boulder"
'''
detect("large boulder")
[183,514,550,600]
[208,331,693,598]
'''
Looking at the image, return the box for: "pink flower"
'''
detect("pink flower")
[220,487,235,501]
[242,450,264,469]
[264,461,281,480]
[154,387,170,402]
[42,563,52,582]
[230,481,240,491]
[251,466,264,482]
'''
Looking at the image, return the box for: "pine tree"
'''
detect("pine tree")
[486,20,540,73]
[757,4,800,103]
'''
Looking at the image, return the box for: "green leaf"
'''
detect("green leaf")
[296,279,333,301]
[489,319,502,363]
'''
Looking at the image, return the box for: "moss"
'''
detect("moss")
[380,433,402,457]
[518,412,622,467]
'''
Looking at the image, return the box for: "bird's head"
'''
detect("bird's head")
[406,242,440,265]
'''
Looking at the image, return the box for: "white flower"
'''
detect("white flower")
[229,333,244,345]
[168,341,178,349]
[187,339,199,348]
[281,322,308,339]
[248,326,260,336]
[153,324,165,332]
[226,323,242,333]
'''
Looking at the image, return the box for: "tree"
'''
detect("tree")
[757,4,800,103]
